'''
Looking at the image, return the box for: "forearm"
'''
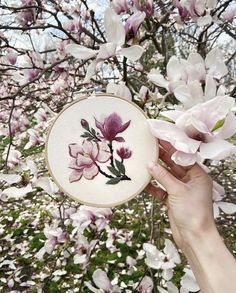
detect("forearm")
[182,226,236,293]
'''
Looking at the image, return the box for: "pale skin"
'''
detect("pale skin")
[146,139,236,293]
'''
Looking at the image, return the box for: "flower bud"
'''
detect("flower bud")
[117,147,132,160]
[81,119,89,129]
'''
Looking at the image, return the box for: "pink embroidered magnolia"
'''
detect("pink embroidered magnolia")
[95,112,131,142]
[68,140,110,182]
[117,147,132,159]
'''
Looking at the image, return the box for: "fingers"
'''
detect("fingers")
[145,183,167,201]
[159,148,186,179]
[148,162,181,193]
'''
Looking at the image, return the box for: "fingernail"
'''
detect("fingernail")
[148,161,156,172]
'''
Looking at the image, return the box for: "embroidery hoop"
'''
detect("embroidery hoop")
[45,94,158,207]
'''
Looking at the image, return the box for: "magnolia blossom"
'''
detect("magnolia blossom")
[6,49,17,65]
[223,6,236,23]
[158,281,189,293]
[143,239,181,280]
[112,0,129,14]
[134,0,153,17]
[148,96,236,166]
[65,8,144,82]
[173,0,217,26]
[70,205,112,233]
[125,11,146,40]
[36,225,68,260]
[148,48,228,107]
[2,148,21,168]
[138,276,154,293]
[24,129,42,149]
[95,112,131,142]
[74,234,97,265]
[85,269,120,293]
[68,140,111,182]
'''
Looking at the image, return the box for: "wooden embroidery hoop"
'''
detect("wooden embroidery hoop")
[45,93,158,207]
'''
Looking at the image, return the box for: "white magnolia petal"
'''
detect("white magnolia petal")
[119,45,144,62]
[173,85,191,104]
[204,74,216,100]
[97,43,117,60]
[74,254,87,264]
[167,56,186,82]
[181,269,200,292]
[213,203,220,219]
[205,48,223,69]
[162,269,173,281]
[1,184,33,200]
[187,52,204,66]
[207,0,217,9]
[0,173,21,184]
[34,177,58,195]
[171,151,198,166]
[84,60,97,83]
[197,15,213,27]
[92,269,112,291]
[164,239,181,264]
[148,69,168,89]
[84,281,101,293]
[200,139,236,160]
[104,8,125,46]
[218,202,236,214]
[148,119,201,154]
[166,281,179,293]
[106,82,132,100]
[216,111,236,139]
[65,44,97,60]
[161,110,184,122]
[138,276,154,293]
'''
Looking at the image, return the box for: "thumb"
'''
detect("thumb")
[148,162,180,192]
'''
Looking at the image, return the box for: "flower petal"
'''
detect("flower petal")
[92,269,113,291]
[69,170,83,183]
[217,202,236,215]
[84,60,97,83]
[171,151,198,166]
[200,139,236,160]
[97,43,117,60]
[69,143,83,158]
[148,69,168,89]
[77,154,93,167]
[119,45,144,62]
[148,119,201,153]
[65,44,97,60]
[83,164,99,180]
[216,111,236,139]
[104,8,125,46]
[97,142,111,163]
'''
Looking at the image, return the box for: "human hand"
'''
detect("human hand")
[146,139,216,249]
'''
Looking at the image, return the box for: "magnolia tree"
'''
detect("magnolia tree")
[0,0,236,292]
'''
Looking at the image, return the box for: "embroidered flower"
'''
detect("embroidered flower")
[68,140,110,182]
[95,112,131,142]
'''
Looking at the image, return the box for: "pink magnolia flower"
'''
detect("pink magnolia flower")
[117,147,132,159]
[85,269,120,293]
[112,0,129,14]
[68,140,111,182]
[106,82,132,100]
[148,96,236,166]
[133,0,154,17]
[125,11,146,40]
[74,234,97,265]
[95,112,131,142]
[6,50,17,65]
[138,276,154,293]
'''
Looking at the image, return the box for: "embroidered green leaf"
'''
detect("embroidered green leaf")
[115,159,125,174]
[107,166,120,177]
[211,118,225,132]
[106,177,121,185]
